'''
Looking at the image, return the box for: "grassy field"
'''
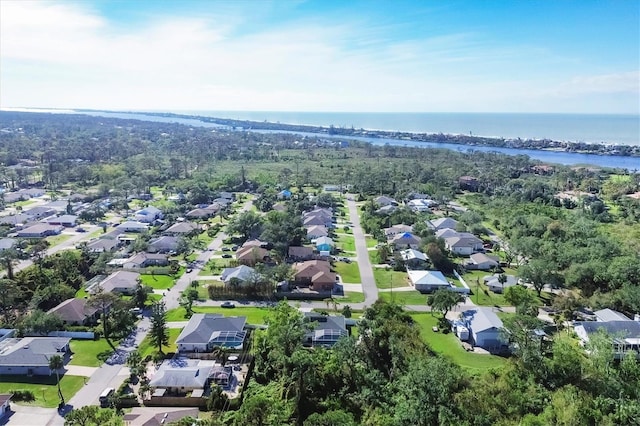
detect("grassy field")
[166,306,272,324]
[140,274,175,290]
[378,290,427,306]
[368,250,382,265]
[0,375,86,408]
[365,237,379,248]
[69,338,114,367]
[75,287,88,299]
[336,292,365,304]
[199,258,232,276]
[335,262,361,283]
[138,327,181,358]
[373,268,410,289]
[410,313,507,372]
[335,234,356,252]
[45,234,72,246]
[463,270,554,307]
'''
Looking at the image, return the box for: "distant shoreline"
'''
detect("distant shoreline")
[2,107,638,158]
[74,109,640,158]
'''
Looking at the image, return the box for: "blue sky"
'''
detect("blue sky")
[1,0,638,113]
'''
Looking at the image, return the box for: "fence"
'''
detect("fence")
[47,331,95,339]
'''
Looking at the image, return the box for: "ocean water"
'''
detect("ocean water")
[179,111,640,146]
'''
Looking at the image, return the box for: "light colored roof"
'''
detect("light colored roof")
[148,236,179,250]
[149,366,210,389]
[314,236,334,247]
[391,232,422,245]
[165,221,199,234]
[294,260,331,278]
[374,196,397,206]
[428,217,458,230]
[221,265,256,283]
[408,270,449,286]
[595,309,631,322]
[99,270,140,293]
[400,249,428,262]
[484,274,518,288]
[462,308,503,333]
[176,314,247,347]
[0,337,70,367]
[235,246,268,261]
[46,214,77,223]
[435,228,459,239]
[86,238,119,251]
[17,223,61,235]
[117,221,148,229]
[0,238,17,250]
[125,252,168,266]
[470,253,499,265]
[384,224,413,236]
[304,313,348,345]
[122,407,200,426]
[445,234,482,248]
[306,225,328,237]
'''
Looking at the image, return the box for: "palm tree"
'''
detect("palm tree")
[48,354,65,405]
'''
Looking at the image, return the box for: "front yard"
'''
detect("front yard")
[373,268,410,289]
[69,338,114,367]
[334,262,361,283]
[410,313,507,372]
[0,375,86,408]
[139,273,175,290]
[378,290,427,306]
[335,234,356,253]
[166,306,272,324]
[138,327,182,358]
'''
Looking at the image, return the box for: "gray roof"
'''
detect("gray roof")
[165,221,199,234]
[428,217,458,230]
[0,337,70,367]
[47,298,97,323]
[148,236,179,251]
[0,238,17,250]
[176,314,247,347]
[595,309,631,322]
[23,206,55,217]
[0,214,30,225]
[149,365,210,389]
[86,237,119,252]
[578,321,640,338]
[99,271,140,293]
[17,223,61,236]
[304,313,348,345]
[47,214,77,223]
[462,308,503,333]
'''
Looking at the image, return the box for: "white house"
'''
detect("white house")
[465,253,500,270]
[117,221,149,233]
[384,224,413,238]
[427,217,459,231]
[0,337,70,375]
[444,233,484,255]
[408,270,450,293]
[135,206,163,223]
[390,232,422,249]
[221,265,258,286]
[460,308,507,352]
[484,274,518,293]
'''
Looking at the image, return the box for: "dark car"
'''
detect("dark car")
[222,247,231,251]
[222,254,232,258]
[221,301,235,308]
[231,245,239,251]
[75,227,86,233]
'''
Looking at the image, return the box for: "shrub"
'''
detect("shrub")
[10,390,35,402]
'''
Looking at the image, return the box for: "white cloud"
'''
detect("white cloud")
[0,1,638,113]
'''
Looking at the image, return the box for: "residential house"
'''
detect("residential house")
[47,298,99,326]
[123,407,200,426]
[460,308,507,352]
[117,221,149,233]
[16,223,63,238]
[390,232,422,250]
[408,270,450,293]
[465,253,500,270]
[212,197,232,207]
[303,215,332,228]
[43,200,79,213]
[384,224,414,239]
[459,175,480,191]
[185,208,216,219]
[235,246,269,266]
[294,260,336,291]
[427,217,459,231]
[400,249,429,269]
[444,233,484,255]
[0,214,30,226]
[0,394,11,418]
[376,205,397,215]
[288,246,315,261]
[149,358,213,394]
[314,236,334,253]
[46,214,78,227]
[407,199,433,212]
[85,237,119,253]
[97,270,140,295]
[164,221,200,236]
[374,196,398,207]
[123,253,169,269]
[435,228,459,239]
[303,313,348,347]
[23,206,56,220]
[574,321,640,356]
[306,225,329,240]
[135,206,163,223]
[595,308,632,322]
[221,265,258,286]
[484,274,518,294]
[0,238,17,252]
[241,239,268,249]
[278,189,292,199]
[219,191,234,201]
[147,236,180,254]
[0,337,70,375]
[176,314,247,352]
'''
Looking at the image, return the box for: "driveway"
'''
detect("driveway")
[2,404,57,426]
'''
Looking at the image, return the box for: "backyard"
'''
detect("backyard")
[69,338,114,367]
[139,273,175,290]
[410,313,507,372]
[0,375,86,408]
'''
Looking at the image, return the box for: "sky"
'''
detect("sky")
[1,0,639,114]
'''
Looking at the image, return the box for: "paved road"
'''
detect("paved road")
[345,195,378,307]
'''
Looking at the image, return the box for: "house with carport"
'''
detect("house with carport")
[459,307,507,352]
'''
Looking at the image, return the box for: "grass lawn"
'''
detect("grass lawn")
[138,328,181,358]
[463,270,553,307]
[166,306,272,324]
[199,258,231,276]
[45,234,72,246]
[373,268,409,289]
[410,313,507,372]
[75,287,88,299]
[334,262,361,283]
[86,228,103,239]
[69,338,114,367]
[139,274,175,290]
[336,234,356,252]
[379,290,428,306]
[365,237,379,248]
[368,250,381,264]
[336,292,365,304]
[146,293,163,305]
[0,375,86,408]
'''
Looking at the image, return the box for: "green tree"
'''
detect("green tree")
[427,289,464,319]
[126,349,144,378]
[88,290,120,348]
[133,283,151,309]
[519,258,563,297]
[304,409,356,426]
[179,288,199,318]
[504,285,539,316]
[227,210,264,240]
[64,406,123,426]
[150,301,169,354]
[49,354,65,405]
[0,248,21,280]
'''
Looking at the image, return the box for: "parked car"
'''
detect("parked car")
[221,301,235,308]
[231,245,239,251]
[340,257,351,263]
[222,254,232,258]
[222,247,231,251]
[75,227,86,232]
[186,267,193,273]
